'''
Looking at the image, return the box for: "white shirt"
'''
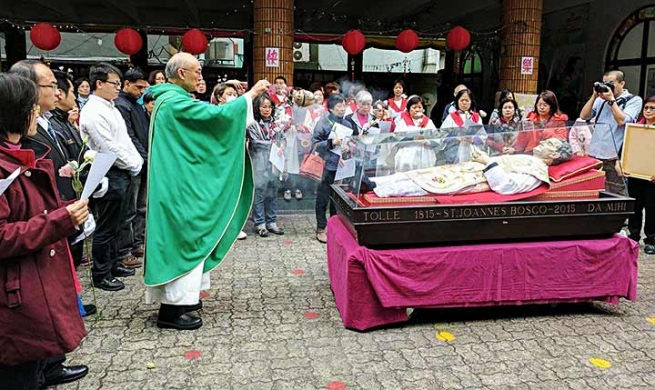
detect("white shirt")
[80,95,143,175]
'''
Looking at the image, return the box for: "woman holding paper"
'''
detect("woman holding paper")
[0,73,89,387]
[311,93,356,243]
[246,93,286,237]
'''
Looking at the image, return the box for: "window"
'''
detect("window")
[606,6,655,97]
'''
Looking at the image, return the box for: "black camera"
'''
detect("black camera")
[594,81,615,94]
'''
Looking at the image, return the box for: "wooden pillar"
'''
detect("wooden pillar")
[253,0,294,83]
[499,0,543,94]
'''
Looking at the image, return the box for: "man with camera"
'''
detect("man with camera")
[580,70,642,195]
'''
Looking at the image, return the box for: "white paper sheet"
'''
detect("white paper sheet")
[269,143,286,172]
[335,158,357,181]
[0,168,21,196]
[81,153,117,200]
[71,214,96,245]
[330,123,354,155]
[377,121,392,133]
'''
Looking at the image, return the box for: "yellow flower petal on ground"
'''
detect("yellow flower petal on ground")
[589,358,612,369]
[146,362,156,369]
[436,331,455,342]
[646,317,655,325]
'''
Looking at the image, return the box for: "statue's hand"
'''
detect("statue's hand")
[471,149,490,165]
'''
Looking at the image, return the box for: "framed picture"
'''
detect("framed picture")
[621,123,655,180]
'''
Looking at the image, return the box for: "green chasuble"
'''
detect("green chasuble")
[144,83,254,286]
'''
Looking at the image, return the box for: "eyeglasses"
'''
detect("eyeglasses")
[38,82,58,90]
[644,106,655,112]
[103,80,121,87]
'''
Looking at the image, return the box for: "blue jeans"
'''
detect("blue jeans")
[252,165,280,227]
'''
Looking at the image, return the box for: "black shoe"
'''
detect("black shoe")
[82,304,97,317]
[183,301,203,312]
[267,225,285,235]
[43,365,89,387]
[645,244,655,255]
[257,227,269,237]
[157,313,203,330]
[113,266,136,278]
[94,278,125,292]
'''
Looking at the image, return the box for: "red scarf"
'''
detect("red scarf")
[450,111,480,128]
[400,111,429,128]
[388,98,407,113]
[270,93,286,106]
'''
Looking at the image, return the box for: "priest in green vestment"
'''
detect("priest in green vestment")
[144,53,270,330]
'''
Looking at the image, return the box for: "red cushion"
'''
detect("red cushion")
[548,156,602,182]
[548,169,605,192]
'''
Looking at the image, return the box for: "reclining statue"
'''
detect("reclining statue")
[371,138,573,197]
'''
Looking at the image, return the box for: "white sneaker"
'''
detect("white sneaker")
[237,230,247,240]
[283,190,292,201]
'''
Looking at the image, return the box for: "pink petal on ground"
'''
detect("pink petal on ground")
[291,269,305,276]
[199,291,210,299]
[184,350,202,361]
[304,311,320,320]
[326,381,347,390]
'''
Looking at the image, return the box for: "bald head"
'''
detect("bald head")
[165,53,203,92]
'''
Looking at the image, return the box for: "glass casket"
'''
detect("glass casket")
[329,122,634,248]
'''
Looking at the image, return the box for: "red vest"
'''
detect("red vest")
[450,111,481,127]
[388,98,407,113]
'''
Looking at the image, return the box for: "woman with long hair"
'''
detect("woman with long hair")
[510,90,568,154]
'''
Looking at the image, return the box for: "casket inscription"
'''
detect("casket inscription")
[588,202,628,213]
[358,201,629,222]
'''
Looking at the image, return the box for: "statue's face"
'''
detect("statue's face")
[533,138,562,164]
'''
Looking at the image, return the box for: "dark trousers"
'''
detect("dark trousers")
[315,169,337,230]
[92,168,131,282]
[0,355,64,390]
[68,237,84,269]
[117,174,138,260]
[601,158,628,196]
[133,169,147,250]
[627,177,655,245]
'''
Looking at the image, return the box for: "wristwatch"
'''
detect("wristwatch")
[607,100,616,106]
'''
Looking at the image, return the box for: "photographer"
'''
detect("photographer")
[580,70,642,195]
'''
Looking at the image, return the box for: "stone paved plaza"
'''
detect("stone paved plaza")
[61,213,655,390]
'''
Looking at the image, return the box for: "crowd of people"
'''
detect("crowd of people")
[1,52,654,387]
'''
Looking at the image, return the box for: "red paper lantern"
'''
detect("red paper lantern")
[181,29,208,55]
[30,23,61,51]
[341,30,366,56]
[446,26,471,51]
[396,29,419,53]
[114,28,142,56]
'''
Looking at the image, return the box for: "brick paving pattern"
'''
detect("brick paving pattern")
[61,214,655,389]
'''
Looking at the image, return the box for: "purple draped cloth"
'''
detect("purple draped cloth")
[327,216,639,331]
